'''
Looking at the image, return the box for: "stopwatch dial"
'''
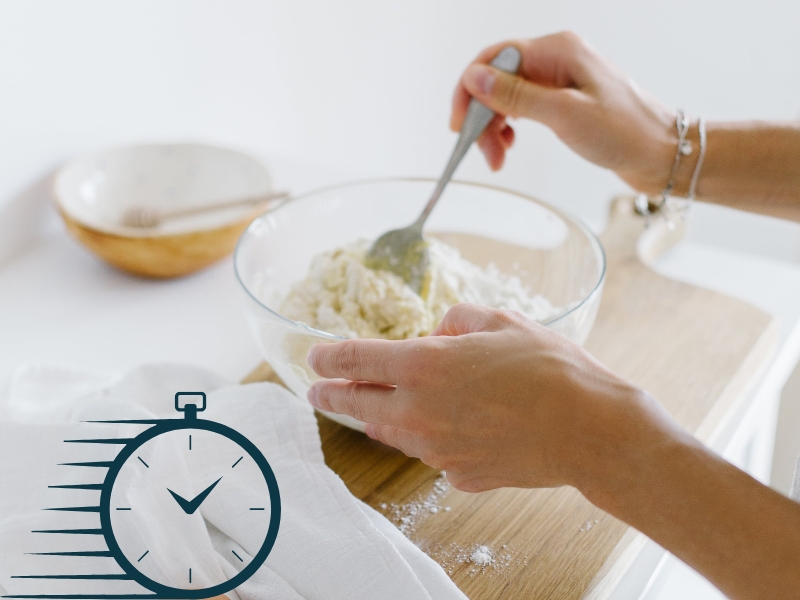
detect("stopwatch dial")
[109,428,272,590]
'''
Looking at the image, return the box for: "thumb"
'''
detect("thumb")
[431,303,509,337]
[462,63,569,124]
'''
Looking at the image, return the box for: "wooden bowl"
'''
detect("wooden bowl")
[54,143,275,278]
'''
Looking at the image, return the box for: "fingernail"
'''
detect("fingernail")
[307,345,319,372]
[364,423,377,439]
[465,64,495,96]
[307,385,319,407]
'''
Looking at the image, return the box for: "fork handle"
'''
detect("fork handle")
[414,46,522,227]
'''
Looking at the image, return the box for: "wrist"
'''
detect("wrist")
[668,118,702,197]
[618,114,704,197]
[616,108,678,195]
[646,108,683,194]
[571,387,695,513]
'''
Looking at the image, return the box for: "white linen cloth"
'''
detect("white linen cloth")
[0,363,467,600]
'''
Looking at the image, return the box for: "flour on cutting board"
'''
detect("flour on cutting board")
[417,540,524,578]
[470,545,493,566]
[381,471,452,535]
[377,471,529,578]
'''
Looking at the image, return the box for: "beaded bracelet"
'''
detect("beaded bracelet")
[635,110,706,226]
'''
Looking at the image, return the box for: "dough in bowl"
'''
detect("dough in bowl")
[281,238,562,340]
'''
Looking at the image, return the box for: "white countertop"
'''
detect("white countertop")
[0,155,344,392]
[0,234,260,387]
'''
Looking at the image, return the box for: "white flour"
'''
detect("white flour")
[382,471,452,535]
[415,540,523,578]
[579,519,599,532]
[470,545,493,566]
[281,238,561,340]
[376,473,528,578]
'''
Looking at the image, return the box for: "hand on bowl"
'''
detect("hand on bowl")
[306,302,661,493]
[235,178,605,431]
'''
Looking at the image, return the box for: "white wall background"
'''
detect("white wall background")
[2,0,800,264]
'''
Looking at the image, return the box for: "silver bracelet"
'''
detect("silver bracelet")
[661,109,693,202]
[688,117,707,200]
[635,110,703,225]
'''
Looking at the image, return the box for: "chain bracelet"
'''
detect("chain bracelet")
[662,109,692,200]
[688,117,707,200]
[635,110,705,227]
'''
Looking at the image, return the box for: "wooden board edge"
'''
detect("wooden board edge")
[582,528,648,600]
[696,316,780,444]
[584,316,778,599]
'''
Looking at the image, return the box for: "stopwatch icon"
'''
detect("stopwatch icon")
[97,392,281,598]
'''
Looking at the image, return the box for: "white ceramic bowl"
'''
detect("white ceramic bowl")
[235,178,606,431]
[54,143,274,278]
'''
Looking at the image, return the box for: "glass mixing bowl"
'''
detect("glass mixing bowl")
[234,178,606,430]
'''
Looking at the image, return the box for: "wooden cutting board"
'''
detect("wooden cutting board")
[243,196,778,599]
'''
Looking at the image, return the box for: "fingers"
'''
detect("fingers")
[450,32,590,133]
[431,303,533,336]
[450,40,521,132]
[367,425,455,473]
[477,134,504,171]
[449,80,471,132]
[364,423,424,459]
[367,424,497,488]
[500,122,515,147]
[308,338,408,384]
[462,64,572,123]
[451,90,514,172]
[477,115,514,170]
[308,379,398,425]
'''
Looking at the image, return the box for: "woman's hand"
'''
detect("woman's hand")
[307,303,678,495]
[306,304,800,600]
[451,32,677,194]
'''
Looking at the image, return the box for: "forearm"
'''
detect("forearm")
[454,35,800,221]
[582,397,800,600]
[673,121,800,221]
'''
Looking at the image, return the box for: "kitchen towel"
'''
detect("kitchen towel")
[0,363,467,600]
